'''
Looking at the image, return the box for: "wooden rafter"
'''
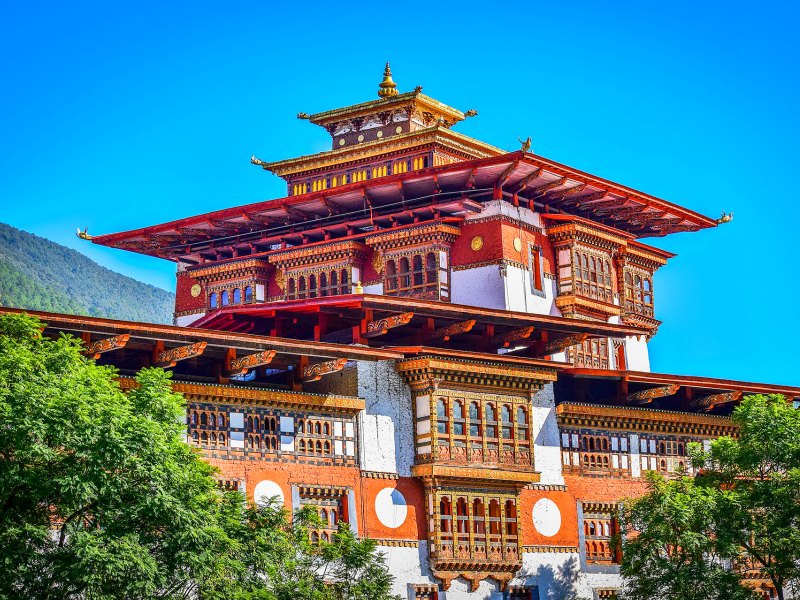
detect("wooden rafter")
[226,349,277,376]
[155,341,208,368]
[527,176,567,198]
[543,333,588,355]
[84,334,130,359]
[364,312,414,338]
[627,384,680,405]
[510,167,542,193]
[495,160,520,188]
[693,391,742,412]
[490,326,535,349]
[543,183,586,201]
[300,358,347,382]
[430,319,476,342]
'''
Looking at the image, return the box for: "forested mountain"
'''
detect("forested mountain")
[0,223,174,324]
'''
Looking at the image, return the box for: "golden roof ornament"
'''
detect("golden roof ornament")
[377,62,398,98]
[76,227,93,241]
[716,211,733,224]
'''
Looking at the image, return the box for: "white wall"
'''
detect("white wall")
[357,360,415,476]
[503,263,557,316]
[624,335,651,372]
[451,264,506,309]
[531,384,565,486]
[175,313,204,327]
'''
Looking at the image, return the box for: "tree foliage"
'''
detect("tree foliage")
[0,313,399,600]
[620,394,800,600]
[0,222,174,323]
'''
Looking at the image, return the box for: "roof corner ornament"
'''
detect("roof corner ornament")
[296,112,310,120]
[716,211,733,224]
[251,155,267,167]
[76,227,93,241]
[413,85,423,95]
[518,136,532,153]
[377,62,399,98]
[464,109,478,118]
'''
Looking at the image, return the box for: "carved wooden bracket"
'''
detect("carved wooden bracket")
[155,341,207,368]
[364,312,414,338]
[430,319,476,342]
[627,383,680,405]
[693,390,742,412]
[543,333,588,355]
[226,349,276,376]
[83,334,130,359]
[300,358,347,382]
[490,326,534,348]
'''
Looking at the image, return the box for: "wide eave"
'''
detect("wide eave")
[90,152,718,263]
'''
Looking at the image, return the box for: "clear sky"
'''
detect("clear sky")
[1,1,798,385]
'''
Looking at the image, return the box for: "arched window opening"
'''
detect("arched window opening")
[436,399,448,435]
[244,285,253,303]
[221,290,229,306]
[453,400,464,436]
[209,292,218,308]
[469,402,481,437]
[233,288,242,304]
[488,500,501,535]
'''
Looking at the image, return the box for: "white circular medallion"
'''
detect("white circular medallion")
[395,125,403,134]
[254,480,284,506]
[376,130,383,138]
[532,498,561,537]
[374,487,408,529]
[357,134,365,142]
[339,138,346,146]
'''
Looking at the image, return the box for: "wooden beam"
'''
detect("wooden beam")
[542,333,588,355]
[430,319,476,342]
[495,160,520,188]
[225,349,277,376]
[300,358,348,382]
[83,334,130,359]
[627,384,680,405]
[364,312,414,338]
[542,183,585,202]
[490,326,535,349]
[154,341,208,368]
[527,176,567,198]
[510,167,542,194]
[693,391,742,412]
[283,205,320,221]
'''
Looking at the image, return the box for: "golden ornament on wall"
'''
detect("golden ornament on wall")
[513,237,522,252]
[275,270,286,292]
[190,284,202,298]
[372,252,385,274]
[470,236,484,251]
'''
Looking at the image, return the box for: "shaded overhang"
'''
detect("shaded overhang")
[558,367,800,415]
[189,293,650,360]
[89,152,718,264]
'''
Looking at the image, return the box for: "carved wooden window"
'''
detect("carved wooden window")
[209,292,218,308]
[624,270,654,317]
[571,337,610,369]
[371,165,388,178]
[561,430,633,476]
[299,486,347,543]
[351,170,367,183]
[412,156,429,170]
[292,183,308,195]
[431,393,531,468]
[412,585,438,600]
[508,587,536,600]
[287,269,350,300]
[233,288,242,304]
[529,244,544,292]
[431,491,520,565]
[582,503,620,564]
[244,285,253,302]
[385,252,438,297]
[221,290,229,306]
[311,178,328,192]
[573,250,614,303]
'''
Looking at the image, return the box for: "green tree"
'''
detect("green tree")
[691,394,800,600]
[620,394,800,600]
[0,313,400,600]
[619,474,757,600]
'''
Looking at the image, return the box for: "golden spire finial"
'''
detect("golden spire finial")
[378,62,398,98]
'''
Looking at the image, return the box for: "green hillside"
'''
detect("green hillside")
[0,223,174,324]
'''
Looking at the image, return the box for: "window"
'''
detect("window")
[453,400,465,436]
[371,165,387,178]
[292,183,308,195]
[436,399,448,434]
[529,244,543,292]
[624,270,654,317]
[351,170,367,183]
[393,160,409,175]
[582,503,620,563]
[384,251,440,298]
[221,290,229,306]
[233,288,241,304]
[469,402,481,437]
[501,405,513,440]
[412,156,429,170]
[516,406,529,441]
[209,292,218,308]
[573,250,614,302]
[244,285,253,302]
[571,337,610,369]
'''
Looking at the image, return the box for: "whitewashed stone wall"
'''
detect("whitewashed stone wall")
[357,360,415,476]
[531,384,565,486]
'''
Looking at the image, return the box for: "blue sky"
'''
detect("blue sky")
[1,1,798,385]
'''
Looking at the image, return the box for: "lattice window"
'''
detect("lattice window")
[393,160,409,175]
[573,249,614,303]
[582,502,620,564]
[299,486,348,543]
[286,268,350,300]
[412,584,438,600]
[412,156,429,170]
[560,430,630,477]
[385,252,439,298]
[508,586,537,600]
[624,269,654,317]
[639,435,693,475]
[570,337,610,369]
[433,490,520,564]
[427,393,531,468]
